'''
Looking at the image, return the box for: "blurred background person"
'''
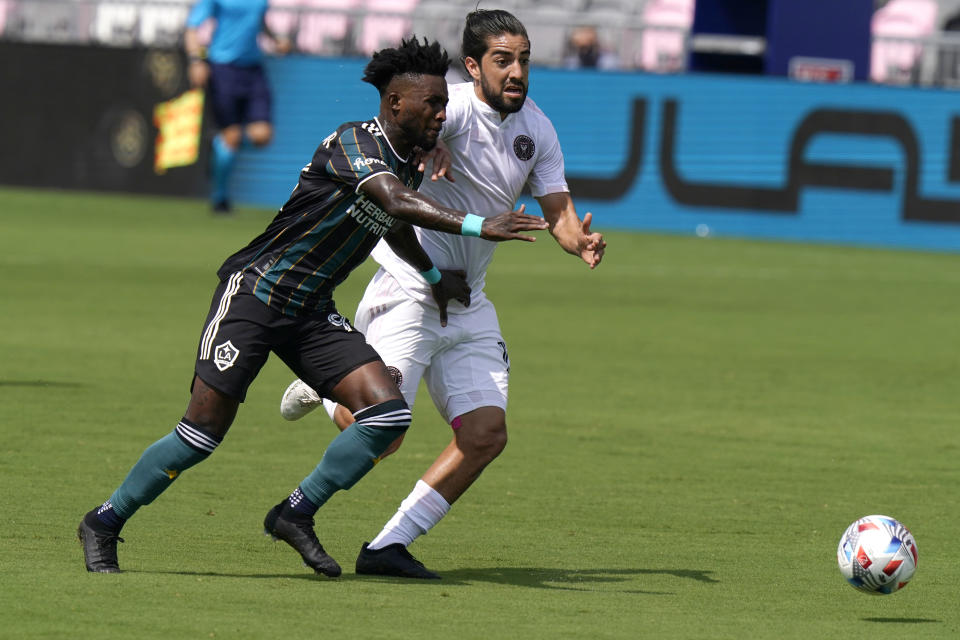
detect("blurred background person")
[935,7,960,85]
[184,0,292,213]
[563,25,620,70]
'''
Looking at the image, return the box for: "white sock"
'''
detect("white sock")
[321,398,338,421]
[368,479,450,550]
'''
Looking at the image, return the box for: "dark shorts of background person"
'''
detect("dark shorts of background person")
[192,272,381,402]
[207,63,273,128]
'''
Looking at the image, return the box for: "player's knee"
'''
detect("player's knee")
[248,133,272,147]
[182,407,232,439]
[245,122,273,147]
[219,126,243,149]
[353,398,411,456]
[458,421,507,463]
[484,427,508,460]
[185,377,237,438]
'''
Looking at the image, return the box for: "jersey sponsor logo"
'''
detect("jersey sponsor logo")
[362,121,383,137]
[353,156,387,170]
[346,194,396,237]
[513,134,535,161]
[327,313,354,332]
[213,340,240,371]
[386,365,403,389]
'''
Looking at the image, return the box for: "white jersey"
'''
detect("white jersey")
[369,82,569,309]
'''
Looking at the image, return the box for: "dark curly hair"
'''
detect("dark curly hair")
[461,9,528,63]
[362,37,451,95]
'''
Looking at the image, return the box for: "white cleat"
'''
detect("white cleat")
[280,379,323,421]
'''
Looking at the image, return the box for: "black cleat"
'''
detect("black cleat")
[355,542,440,579]
[77,512,123,573]
[263,502,341,577]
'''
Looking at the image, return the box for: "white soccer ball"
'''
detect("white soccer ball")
[837,515,918,595]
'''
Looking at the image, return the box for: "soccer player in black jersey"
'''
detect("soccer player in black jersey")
[77,37,548,576]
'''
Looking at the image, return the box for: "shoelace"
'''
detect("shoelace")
[94,533,124,560]
[296,385,320,405]
[399,547,425,567]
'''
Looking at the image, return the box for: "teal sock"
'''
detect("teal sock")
[109,419,222,520]
[211,134,237,203]
[299,401,411,509]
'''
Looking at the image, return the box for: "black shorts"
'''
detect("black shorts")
[193,272,380,401]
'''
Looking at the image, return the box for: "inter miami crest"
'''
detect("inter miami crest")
[386,366,403,388]
[513,134,535,161]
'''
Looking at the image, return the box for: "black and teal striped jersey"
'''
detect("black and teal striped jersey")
[217,117,422,316]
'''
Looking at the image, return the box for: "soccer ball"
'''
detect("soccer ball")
[837,515,918,595]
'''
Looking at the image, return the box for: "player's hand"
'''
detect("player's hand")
[188,60,210,88]
[429,269,471,327]
[480,205,549,242]
[578,212,606,268]
[415,140,456,183]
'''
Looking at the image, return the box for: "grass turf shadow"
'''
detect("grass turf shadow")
[340,566,718,593]
[862,617,941,624]
[0,379,86,388]
[129,567,717,593]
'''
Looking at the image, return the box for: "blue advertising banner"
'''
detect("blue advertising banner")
[234,58,960,252]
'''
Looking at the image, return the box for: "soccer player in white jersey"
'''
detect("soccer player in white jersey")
[280,9,606,578]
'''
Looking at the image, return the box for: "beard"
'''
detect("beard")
[416,135,438,151]
[480,74,526,114]
[398,118,439,152]
[415,128,440,151]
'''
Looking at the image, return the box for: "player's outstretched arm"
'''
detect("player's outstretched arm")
[384,222,471,327]
[362,173,548,242]
[536,192,606,269]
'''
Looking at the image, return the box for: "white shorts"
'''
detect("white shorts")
[355,268,509,423]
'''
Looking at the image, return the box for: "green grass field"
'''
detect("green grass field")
[1,186,958,638]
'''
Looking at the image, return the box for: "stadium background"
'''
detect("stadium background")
[3,3,960,637]
[3,0,960,252]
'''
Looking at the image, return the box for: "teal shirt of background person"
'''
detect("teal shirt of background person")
[186,0,269,66]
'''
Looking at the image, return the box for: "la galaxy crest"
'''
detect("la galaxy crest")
[213,340,239,371]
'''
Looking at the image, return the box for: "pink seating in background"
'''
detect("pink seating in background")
[870,0,937,83]
[0,1,10,36]
[295,0,360,55]
[357,0,418,56]
[264,0,300,52]
[640,0,694,73]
